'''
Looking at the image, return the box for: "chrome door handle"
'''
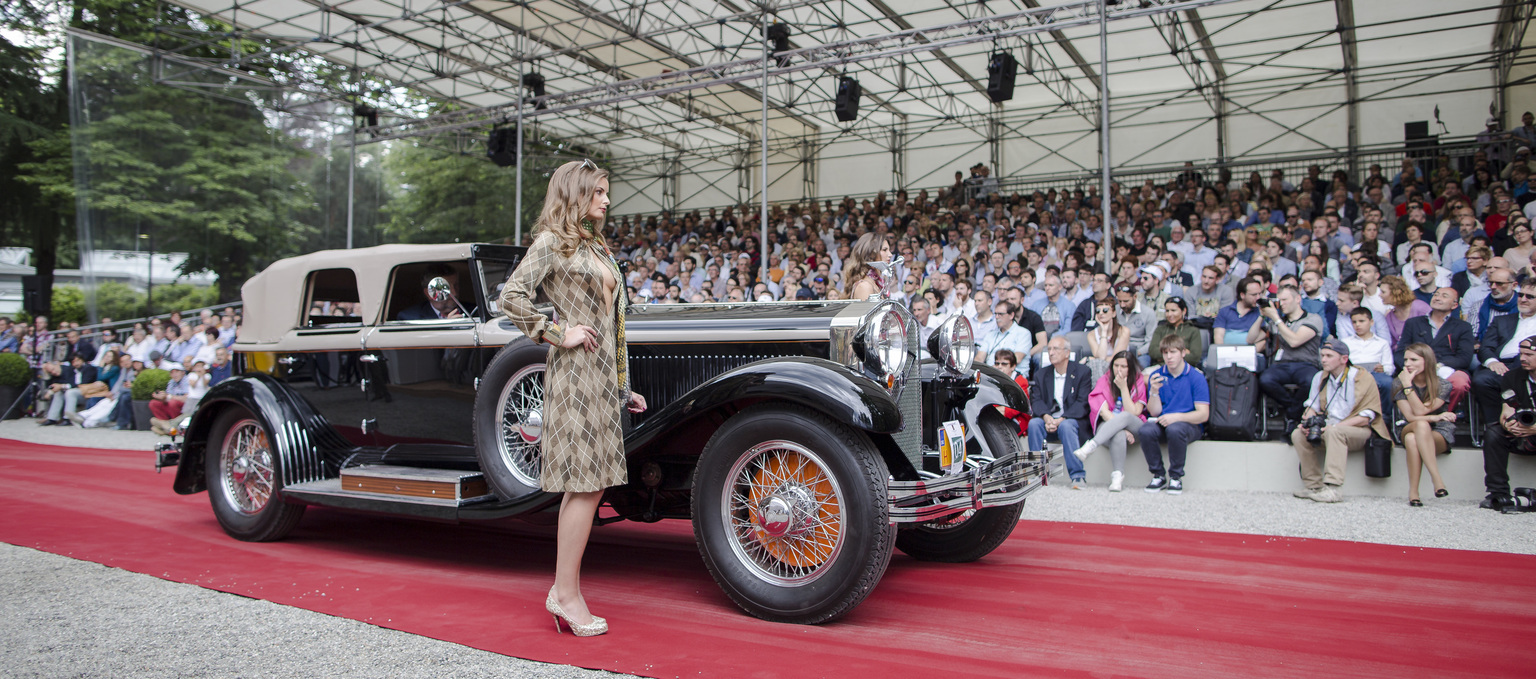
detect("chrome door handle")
[359,354,379,363]
[277,356,297,365]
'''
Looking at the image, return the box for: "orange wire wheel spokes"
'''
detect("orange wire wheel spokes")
[724,441,846,586]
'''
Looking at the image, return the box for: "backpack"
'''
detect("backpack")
[1207,366,1259,440]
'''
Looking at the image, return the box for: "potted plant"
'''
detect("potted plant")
[0,352,31,420]
[130,368,171,431]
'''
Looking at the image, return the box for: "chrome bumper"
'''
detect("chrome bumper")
[887,449,1052,523]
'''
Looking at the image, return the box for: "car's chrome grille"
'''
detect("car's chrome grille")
[627,344,828,424]
[893,313,923,473]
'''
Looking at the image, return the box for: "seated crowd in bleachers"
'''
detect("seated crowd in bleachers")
[1,307,240,433]
[593,136,1536,510]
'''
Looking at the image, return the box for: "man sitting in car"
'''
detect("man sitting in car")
[397,263,475,320]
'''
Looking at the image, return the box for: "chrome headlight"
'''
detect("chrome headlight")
[928,315,976,374]
[862,306,908,384]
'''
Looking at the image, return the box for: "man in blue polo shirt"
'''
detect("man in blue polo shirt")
[1138,333,1210,494]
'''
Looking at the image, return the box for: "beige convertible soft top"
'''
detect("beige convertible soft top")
[236,243,479,345]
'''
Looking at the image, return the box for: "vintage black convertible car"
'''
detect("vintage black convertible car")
[159,242,1049,623]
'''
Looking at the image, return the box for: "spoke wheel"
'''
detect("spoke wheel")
[474,339,552,498]
[220,420,275,515]
[725,441,845,586]
[693,403,893,624]
[204,405,304,542]
[496,363,545,487]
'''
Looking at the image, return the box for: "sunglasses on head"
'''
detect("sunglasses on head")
[579,158,598,171]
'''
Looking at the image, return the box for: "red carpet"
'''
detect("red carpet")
[1,438,1532,678]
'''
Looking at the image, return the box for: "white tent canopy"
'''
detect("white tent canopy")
[159,0,1530,212]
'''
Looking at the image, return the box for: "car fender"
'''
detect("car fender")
[963,365,1030,460]
[173,373,350,495]
[624,356,903,456]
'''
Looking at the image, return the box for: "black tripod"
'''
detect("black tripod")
[1,378,39,421]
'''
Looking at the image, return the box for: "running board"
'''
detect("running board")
[284,466,495,520]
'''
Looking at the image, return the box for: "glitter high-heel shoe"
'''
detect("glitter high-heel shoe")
[546,588,607,637]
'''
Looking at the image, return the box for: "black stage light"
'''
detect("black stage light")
[987,52,1017,103]
[767,23,792,66]
[767,23,791,54]
[522,72,547,109]
[352,104,379,128]
[487,126,520,167]
[834,76,861,122]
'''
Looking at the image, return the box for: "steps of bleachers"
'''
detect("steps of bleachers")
[1072,439,1536,498]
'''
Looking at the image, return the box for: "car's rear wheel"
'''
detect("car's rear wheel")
[692,403,893,624]
[205,405,304,541]
[473,339,549,498]
[895,409,1024,562]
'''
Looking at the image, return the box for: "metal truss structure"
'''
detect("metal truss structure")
[129,0,1531,218]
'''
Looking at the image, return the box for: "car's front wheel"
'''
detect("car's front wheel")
[692,403,894,624]
[895,409,1025,562]
[204,405,304,541]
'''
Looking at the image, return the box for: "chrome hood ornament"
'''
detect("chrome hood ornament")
[865,255,903,301]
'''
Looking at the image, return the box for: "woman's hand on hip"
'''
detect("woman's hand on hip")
[558,324,600,352]
[625,392,647,413]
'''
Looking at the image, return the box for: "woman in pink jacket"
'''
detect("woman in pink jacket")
[1073,350,1149,492]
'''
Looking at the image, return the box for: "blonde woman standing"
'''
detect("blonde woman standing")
[499,160,648,637]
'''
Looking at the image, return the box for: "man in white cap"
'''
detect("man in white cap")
[1480,116,1510,166]
[1502,145,1532,183]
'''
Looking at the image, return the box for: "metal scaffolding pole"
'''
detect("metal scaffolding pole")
[347,116,356,249]
[760,17,770,285]
[515,9,525,246]
[1099,0,1112,271]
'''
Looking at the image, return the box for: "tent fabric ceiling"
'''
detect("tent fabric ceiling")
[166,0,1516,171]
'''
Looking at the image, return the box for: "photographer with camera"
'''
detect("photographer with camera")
[1259,286,1326,434]
[1473,278,1536,430]
[1290,339,1391,503]
[1479,336,1536,511]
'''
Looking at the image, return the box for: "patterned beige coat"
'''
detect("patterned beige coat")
[498,230,628,493]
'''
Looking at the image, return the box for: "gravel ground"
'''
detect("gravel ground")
[1024,482,1536,554]
[0,543,626,679]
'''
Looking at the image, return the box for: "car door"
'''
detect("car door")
[361,260,481,448]
[272,267,374,447]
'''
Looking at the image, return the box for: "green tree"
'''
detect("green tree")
[150,283,217,314]
[382,141,551,245]
[92,280,144,319]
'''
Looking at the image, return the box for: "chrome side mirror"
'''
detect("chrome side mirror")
[427,276,453,302]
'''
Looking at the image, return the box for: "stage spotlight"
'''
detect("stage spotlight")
[767,23,791,66]
[834,76,861,122]
[522,72,547,109]
[487,126,520,167]
[352,104,379,128]
[986,52,1017,103]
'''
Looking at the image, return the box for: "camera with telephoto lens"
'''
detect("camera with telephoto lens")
[1512,409,1536,427]
[1502,487,1536,514]
[1303,415,1327,443]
